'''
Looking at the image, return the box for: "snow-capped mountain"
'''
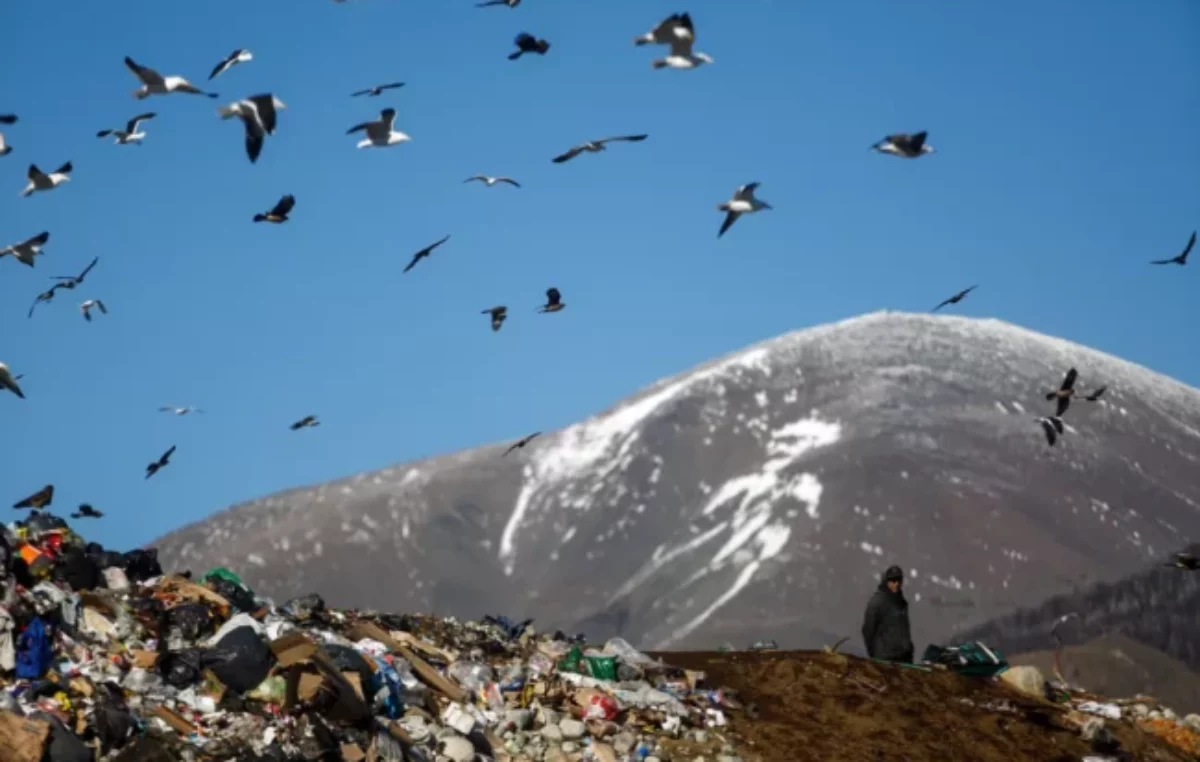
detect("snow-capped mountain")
[153,311,1200,652]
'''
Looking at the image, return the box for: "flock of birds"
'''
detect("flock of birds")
[0,5,1195,524]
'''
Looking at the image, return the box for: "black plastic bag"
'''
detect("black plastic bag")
[123,548,163,582]
[54,547,102,591]
[94,702,137,754]
[322,643,376,694]
[112,737,178,762]
[281,593,326,622]
[158,648,205,687]
[202,626,275,693]
[166,602,218,641]
[207,576,258,613]
[30,711,92,762]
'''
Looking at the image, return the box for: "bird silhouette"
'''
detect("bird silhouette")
[145,445,176,479]
[403,234,451,273]
[1149,231,1195,266]
[932,285,977,312]
[503,431,541,456]
[290,415,320,430]
[13,484,54,509]
[483,306,508,331]
[537,287,565,313]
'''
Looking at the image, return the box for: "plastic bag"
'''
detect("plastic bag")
[447,661,495,693]
[166,602,217,641]
[157,648,204,687]
[206,575,257,613]
[281,593,326,622]
[201,626,275,693]
[122,548,162,582]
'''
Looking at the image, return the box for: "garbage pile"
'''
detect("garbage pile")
[998,665,1200,759]
[0,513,758,762]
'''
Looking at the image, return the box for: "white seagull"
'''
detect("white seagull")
[81,299,108,322]
[347,107,410,148]
[125,56,218,100]
[0,114,15,156]
[644,15,712,69]
[717,182,772,238]
[159,405,204,416]
[551,134,648,163]
[635,12,694,46]
[209,49,252,81]
[0,231,50,267]
[21,162,72,197]
[871,131,935,159]
[464,175,521,188]
[219,93,286,163]
[0,363,24,399]
[96,113,157,145]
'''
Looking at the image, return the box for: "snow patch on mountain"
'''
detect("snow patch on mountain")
[499,347,772,575]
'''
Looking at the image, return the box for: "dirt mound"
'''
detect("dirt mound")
[656,650,1195,762]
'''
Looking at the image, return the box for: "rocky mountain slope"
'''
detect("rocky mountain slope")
[153,311,1200,652]
[961,541,1200,684]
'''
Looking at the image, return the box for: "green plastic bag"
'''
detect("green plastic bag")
[201,567,245,588]
[584,655,618,681]
[558,645,583,674]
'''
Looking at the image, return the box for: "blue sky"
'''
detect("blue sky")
[1,0,1197,551]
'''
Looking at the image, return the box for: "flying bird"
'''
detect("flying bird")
[159,406,204,415]
[13,484,53,509]
[477,0,519,6]
[209,49,253,80]
[219,93,286,163]
[871,131,935,159]
[932,285,978,312]
[72,504,104,519]
[290,415,320,430]
[403,234,451,273]
[1036,416,1065,447]
[464,175,521,188]
[51,256,99,289]
[351,82,405,97]
[347,107,410,148]
[483,306,508,332]
[552,134,648,164]
[253,194,296,223]
[647,15,712,69]
[0,114,16,156]
[81,299,108,322]
[1045,368,1079,417]
[125,56,217,99]
[635,12,693,45]
[537,287,565,313]
[0,231,51,267]
[503,432,541,457]
[1083,386,1107,402]
[28,283,67,318]
[1164,552,1199,571]
[508,33,551,60]
[0,363,25,399]
[21,162,72,197]
[1150,231,1195,266]
[96,113,157,145]
[145,445,176,479]
[717,182,772,238]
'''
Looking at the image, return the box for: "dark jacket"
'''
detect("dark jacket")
[861,580,914,662]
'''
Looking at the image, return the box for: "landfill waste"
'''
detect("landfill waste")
[0,513,766,761]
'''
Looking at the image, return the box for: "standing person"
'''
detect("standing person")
[861,565,915,663]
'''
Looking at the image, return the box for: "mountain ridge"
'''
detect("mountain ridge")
[154,311,1200,653]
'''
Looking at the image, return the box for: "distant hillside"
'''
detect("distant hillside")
[1010,633,1200,715]
[959,543,1200,694]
